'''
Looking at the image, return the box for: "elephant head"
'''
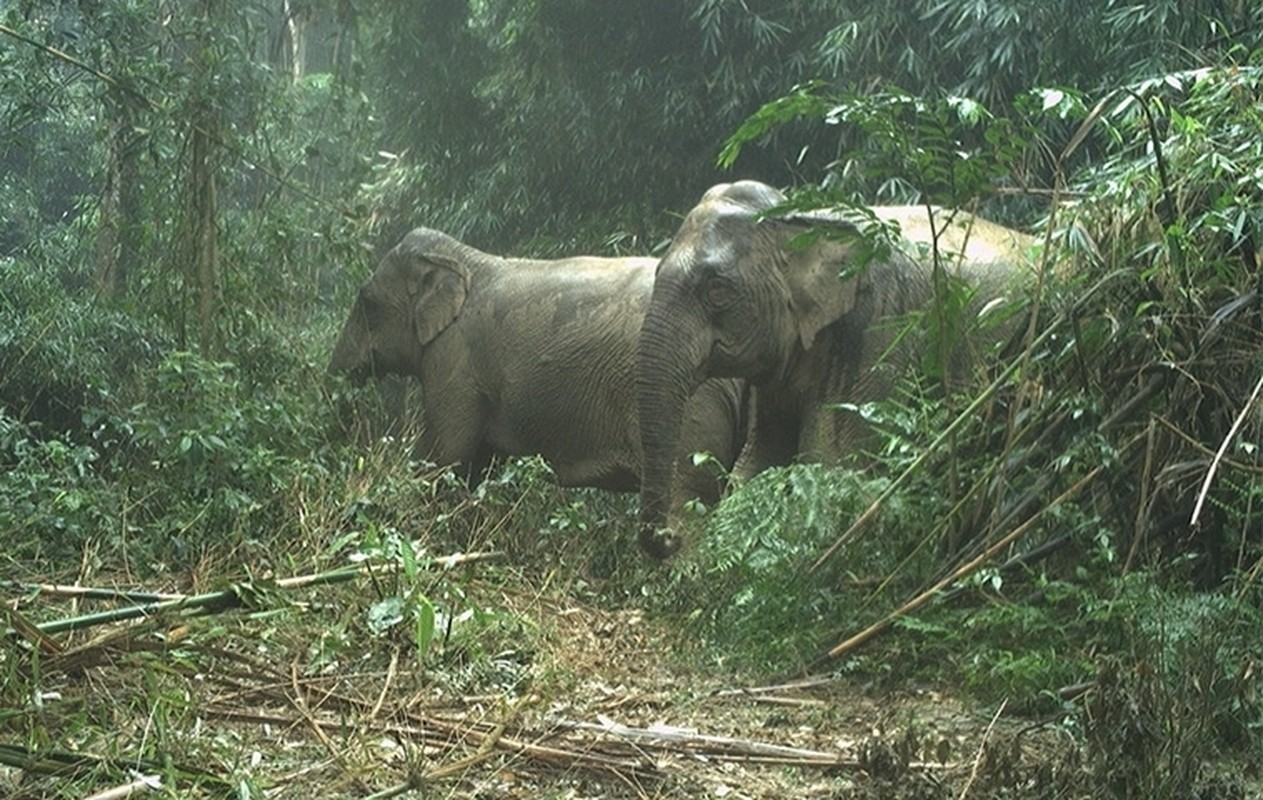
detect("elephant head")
[329,228,471,382]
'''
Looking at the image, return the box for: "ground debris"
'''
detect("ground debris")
[3,571,1091,799]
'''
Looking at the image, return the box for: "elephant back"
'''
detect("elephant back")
[871,206,1037,272]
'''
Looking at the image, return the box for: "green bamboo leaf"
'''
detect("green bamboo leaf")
[414,594,436,657]
[718,81,831,168]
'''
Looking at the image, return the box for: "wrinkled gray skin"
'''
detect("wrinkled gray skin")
[636,181,1035,557]
[329,227,749,506]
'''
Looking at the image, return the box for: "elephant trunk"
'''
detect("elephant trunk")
[636,302,708,558]
[328,303,370,379]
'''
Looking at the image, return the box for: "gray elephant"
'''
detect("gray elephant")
[636,180,1036,557]
[329,226,749,506]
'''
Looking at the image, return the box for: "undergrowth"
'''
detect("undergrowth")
[652,463,923,671]
[4,45,1263,800]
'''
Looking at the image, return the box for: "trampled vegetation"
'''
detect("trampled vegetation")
[3,2,1263,797]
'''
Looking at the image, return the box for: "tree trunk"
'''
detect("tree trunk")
[94,93,142,299]
[183,0,222,354]
[189,123,219,354]
[332,0,357,82]
[283,0,308,80]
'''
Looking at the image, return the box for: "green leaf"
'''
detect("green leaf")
[414,595,436,657]
[399,533,418,580]
[948,95,988,125]
[718,81,832,168]
[367,596,405,634]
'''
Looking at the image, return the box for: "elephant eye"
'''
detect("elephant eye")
[702,276,738,310]
[357,286,385,315]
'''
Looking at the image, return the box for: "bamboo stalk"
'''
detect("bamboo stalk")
[1,605,63,654]
[567,717,845,762]
[203,706,654,774]
[26,588,241,636]
[82,776,161,800]
[956,699,1007,800]
[3,553,500,640]
[0,582,186,603]
[809,339,1042,573]
[712,676,834,697]
[1190,370,1263,528]
[822,462,1108,662]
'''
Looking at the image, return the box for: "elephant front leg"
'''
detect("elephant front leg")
[416,385,490,483]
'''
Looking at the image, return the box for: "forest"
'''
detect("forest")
[3,1,1263,797]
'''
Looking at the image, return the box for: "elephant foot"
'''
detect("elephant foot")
[638,523,681,560]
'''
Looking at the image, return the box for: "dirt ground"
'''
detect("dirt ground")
[3,569,1096,799]
[457,603,1085,800]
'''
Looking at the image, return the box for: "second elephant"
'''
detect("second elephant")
[329,227,749,507]
[636,181,1036,557]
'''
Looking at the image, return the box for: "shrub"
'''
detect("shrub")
[0,410,116,563]
[657,463,938,669]
[0,258,168,438]
[1085,582,1263,797]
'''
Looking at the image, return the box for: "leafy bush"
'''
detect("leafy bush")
[119,352,310,537]
[1085,581,1263,797]
[0,254,355,566]
[0,258,164,562]
[0,410,116,563]
[0,258,169,436]
[655,463,934,668]
[343,514,538,692]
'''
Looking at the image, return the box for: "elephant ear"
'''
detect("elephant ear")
[400,249,470,347]
[783,224,862,350]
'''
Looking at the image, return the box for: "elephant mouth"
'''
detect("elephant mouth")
[329,359,375,385]
[708,342,781,386]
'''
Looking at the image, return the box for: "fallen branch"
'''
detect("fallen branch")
[745,695,829,708]
[1,605,62,655]
[82,776,161,800]
[1,582,186,603]
[0,742,227,792]
[423,699,518,781]
[957,699,1007,800]
[563,716,849,766]
[202,706,656,776]
[18,587,244,637]
[712,676,834,697]
[4,552,501,639]
[711,677,831,706]
[361,778,425,800]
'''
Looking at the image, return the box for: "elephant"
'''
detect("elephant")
[328,226,749,507]
[636,180,1037,558]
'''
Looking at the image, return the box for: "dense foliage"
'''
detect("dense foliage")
[3,1,1263,796]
